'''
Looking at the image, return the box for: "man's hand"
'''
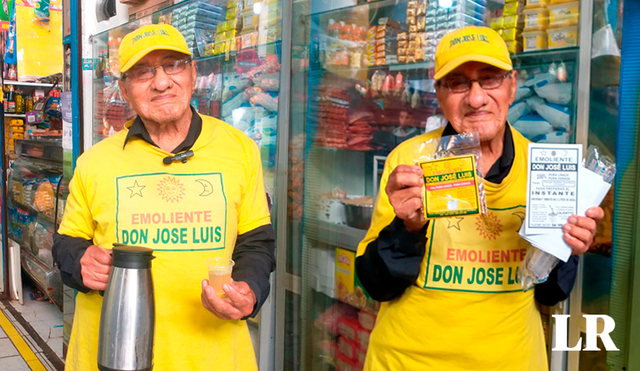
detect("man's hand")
[79,245,113,291]
[201,279,257,320]
[563,206,605,255]
[386,165,426,233]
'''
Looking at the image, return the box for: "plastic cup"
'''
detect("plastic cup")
[206,257,234,296]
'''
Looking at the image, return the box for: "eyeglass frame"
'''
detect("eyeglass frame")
[435,71,513,93]
[121,58,193,82]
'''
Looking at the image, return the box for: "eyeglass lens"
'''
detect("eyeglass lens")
[445,74,509,93]
[130,60,189,81]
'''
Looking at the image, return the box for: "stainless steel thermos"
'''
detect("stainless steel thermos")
[98,244,155,371]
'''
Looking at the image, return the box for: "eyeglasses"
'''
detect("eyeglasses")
[437,72,512,93]
[123,59,192,81]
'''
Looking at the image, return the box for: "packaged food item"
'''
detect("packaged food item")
[338,336,359,360]
[525,95,546,111]
[490,16,504,30]
[501,28,522,42]
[356,347,367,366]
[534,82,572,104]
[336,248,372,309]
[358,311,376,331]
[508,100,531,123]
[547,25,578,48]
[336,353,356,371]
[548,1,579,26]
[534,130,570,143]
[512,114,553,140]
[503,1,524,16]
[522,30,548,51]
[503,15,522,29]
[535,103,571,130]
[338,317,360,341]
[357,327,371,349]
[526,0,549,6]
[34,0,50,22]
[523,7,549,31]
[505,40,523,54]
[414,133,488,219]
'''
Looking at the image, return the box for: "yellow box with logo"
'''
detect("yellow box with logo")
[420,154,483,219]
[335,248,373,310]
[547,25,578,48]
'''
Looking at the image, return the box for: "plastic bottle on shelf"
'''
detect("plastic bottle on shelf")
[15,94,23,114]
[96,50,104,78]
[327,19,339,38]
[7,85,15,113]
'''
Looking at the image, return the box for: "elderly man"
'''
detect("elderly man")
[355,26,603,371]
[52,25,275,370]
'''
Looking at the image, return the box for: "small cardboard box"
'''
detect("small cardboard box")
[335,248,373,310]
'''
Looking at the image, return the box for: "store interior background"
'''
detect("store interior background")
[0,0,638,371]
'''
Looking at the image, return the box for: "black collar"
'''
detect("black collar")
[441,122,514,184]
[123,106,203,154]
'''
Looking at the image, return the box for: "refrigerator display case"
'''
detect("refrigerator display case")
[88,0,284,366]
[7,138,65,310]
[278,0,626,370]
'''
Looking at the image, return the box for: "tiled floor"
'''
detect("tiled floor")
[0,282,64,371]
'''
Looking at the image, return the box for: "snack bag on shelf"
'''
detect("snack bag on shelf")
[102,81,136,135]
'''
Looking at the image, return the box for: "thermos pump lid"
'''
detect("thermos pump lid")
[112,244,155,269]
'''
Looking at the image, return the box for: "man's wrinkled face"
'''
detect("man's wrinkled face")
[119,50,197,124]
[435,62,517,142]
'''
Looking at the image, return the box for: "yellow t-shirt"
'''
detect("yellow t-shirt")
[357,126,547,371]
[58,114,271,371]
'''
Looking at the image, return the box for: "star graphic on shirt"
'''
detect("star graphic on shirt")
[446,217,464,230]
[127,181,145,198]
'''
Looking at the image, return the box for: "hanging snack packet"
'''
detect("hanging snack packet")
[414,132,488,219]
[34,0,50,22]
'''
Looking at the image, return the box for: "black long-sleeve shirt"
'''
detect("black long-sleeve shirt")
[52,109,276,318]
[356,123,579,305]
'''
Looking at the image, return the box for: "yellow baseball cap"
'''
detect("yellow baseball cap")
[119,24,192,73]
[434,26,512,80]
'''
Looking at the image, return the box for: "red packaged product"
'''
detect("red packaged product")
[336,352,356,371]
[356,347,367,365]
[338,336,358,360]
[357,327,371,349]
[358,311,376,331]
[338,317,360,341]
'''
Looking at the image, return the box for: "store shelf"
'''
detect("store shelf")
[4,113,26,118]
[315,221,367,252]
[10,197,58,227]
[15,139,63,163]
[21,247,63,312]
[309,0,404,17]
[194,40,282,63]
[3,80,55,88]
[313,60,434,76]
[511,46,579,64]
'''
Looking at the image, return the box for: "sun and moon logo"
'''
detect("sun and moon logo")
[157,176,186,203]
[127,176,215,202]
[475,212,503,240]
[195,179,214,197]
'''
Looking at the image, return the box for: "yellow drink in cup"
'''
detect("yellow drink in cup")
[206,257,235,296]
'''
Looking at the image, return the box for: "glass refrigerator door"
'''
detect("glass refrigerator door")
[283,0,585,370]
[89,0,284,366]
[574,0,623,370]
